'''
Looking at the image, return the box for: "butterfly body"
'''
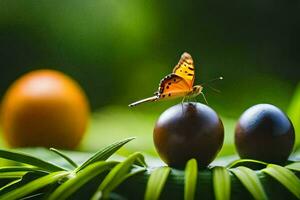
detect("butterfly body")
[129,52,203,107]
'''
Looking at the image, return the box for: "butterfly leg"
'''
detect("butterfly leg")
[200,92,209,105]
[181,96,185,112]
[181,96,186,104]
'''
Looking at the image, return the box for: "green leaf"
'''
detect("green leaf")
[0,171,48,196]
[0,171,69,200]
[48,161,117,200]
[0,179,21,192]
[145,167,171,200]
[227,159,268,170]
[0,149,66,172]
[285,162,300,172]
[184,159,198,200]
[0,172,28,179]
[287,82,300,147]
[230,166,268,200]
[121,167,146,182]
[75,137,135,172]
[49,148,78,168]
[0,166,41,173]
[262,164,300,199]
[91,152,146,199]
[92,169,146,200]
[134,154,147,168]
[19,193,44,200]
[213,166,231,200]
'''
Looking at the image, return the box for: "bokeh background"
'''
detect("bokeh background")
[0,1,299,157]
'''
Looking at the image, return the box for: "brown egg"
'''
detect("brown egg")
[235,104,295,164]
[153,102,224,169]
[0,69,90,149]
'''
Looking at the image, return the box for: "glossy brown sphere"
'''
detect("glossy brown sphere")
[235,104,295,164]
[153,102,224,169]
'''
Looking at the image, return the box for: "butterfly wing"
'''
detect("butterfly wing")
[172,52,195,88]
[129,74,191,107]
[129,52,195,107]
[156,74,191,99]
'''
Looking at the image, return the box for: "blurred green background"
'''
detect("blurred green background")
[0,1,299,157]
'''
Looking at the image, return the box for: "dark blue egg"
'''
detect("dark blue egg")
[235,104,295,164]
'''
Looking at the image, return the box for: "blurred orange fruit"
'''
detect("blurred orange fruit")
[0,69,90,149]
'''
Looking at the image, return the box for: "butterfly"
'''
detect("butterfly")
[129,52,208,107]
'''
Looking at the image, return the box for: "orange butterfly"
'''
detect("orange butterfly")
[129,52,210,107]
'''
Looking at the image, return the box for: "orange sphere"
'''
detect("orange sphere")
[0,69,90,149]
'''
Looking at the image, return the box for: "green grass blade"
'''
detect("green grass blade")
[0,179,21,192]
[145,167,171,200]
[48,161,117,200]
[287,82,300,146]
[285,162,300,172]
[0,171,69,200]
[0,171,48,196]
[230,166,268,200]
[92,168,146,200]
[19,192,44,200]
[76,137,135,172]
[184,159,198,200]
[0,172,28,179]
[0,149,66,172]
[213,166,231,200]
[121,167,146,182]
[91,152,145,199]
[49,148,78,168]
[134,154,147,167]
[0,166,40,173]
[227,159,268,169]
[262,164,300,199]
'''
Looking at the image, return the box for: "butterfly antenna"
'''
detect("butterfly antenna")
[201,76,223,86]
[201,92,209,105]
[206,84,221,93]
